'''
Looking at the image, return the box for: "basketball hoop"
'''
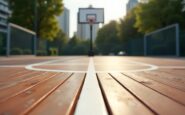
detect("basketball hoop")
[87,15,96,25]
[78,7,104,56]
[78,8,104,24]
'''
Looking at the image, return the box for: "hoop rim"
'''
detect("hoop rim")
[87,15,96,24]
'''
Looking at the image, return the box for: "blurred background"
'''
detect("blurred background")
[0,0,185,56]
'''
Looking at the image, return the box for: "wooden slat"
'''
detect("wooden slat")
[139,71,185,92]
[0,68,25,79]
[159,69,185,76]
[0,72,56,102]
[0,71,45,89]
[124,72,185,106]
[0,71,42,83]
[0,73,72,115]
[0,69,32,82]
[28,73,85,115]
[111,73,185,115]
[97,73,154,115]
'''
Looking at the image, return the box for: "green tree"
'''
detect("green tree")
[9,0,63,40]
[96,21,121,54]
[182,0,185,12]
[47,30,68,55]
[63,35,89,55]
[118,8,142,42]
[53,30,68,47]
[135,0,185,34]
[64,35,79,54]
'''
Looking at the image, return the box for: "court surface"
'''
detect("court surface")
[0,56,185,115]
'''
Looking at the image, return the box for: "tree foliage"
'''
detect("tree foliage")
[63,36,90,55]
[96,21,121,54]
[9,0,63,40]
[47,30,67,55]
[182,0,185,12]
[118,8,142,42]
[95,0,185,56]
[135,0,185,34]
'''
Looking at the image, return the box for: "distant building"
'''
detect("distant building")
[0,0,11,33]
[58,7,70,38]
[126,0,139,13]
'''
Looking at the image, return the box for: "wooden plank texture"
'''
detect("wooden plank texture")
[140,71,185,92]
[0,69,34,82]
[28,73,85,115]
[110,73,185,115]
[97,73,154,115]
[0,71,46,89]
[159,69,185,76]
[0,73,72,115]
[0,68,26,79]
[124,72,185,106]
[0,72,56,102]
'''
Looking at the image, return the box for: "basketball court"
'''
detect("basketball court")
[0,56,185,115]
[0,3,185,115]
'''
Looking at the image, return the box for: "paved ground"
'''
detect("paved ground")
[0,56,185,115]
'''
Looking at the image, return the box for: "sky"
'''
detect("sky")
[63,0,129,37]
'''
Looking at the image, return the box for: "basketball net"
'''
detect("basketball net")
[87,16,96,25]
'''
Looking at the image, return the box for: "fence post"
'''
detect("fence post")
[176,24,180,57]
[144,36,147,56]
[6,23,10,57]
[33,35,36,55]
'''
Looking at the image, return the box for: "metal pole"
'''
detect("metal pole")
[33,35,37,55]
[90,25,93,54]
[144,36,147,56]
[176,24,180,57]
[34,0,37,55]
[34,0,37,34]
[6,24,10,57]
[89,24,94,56]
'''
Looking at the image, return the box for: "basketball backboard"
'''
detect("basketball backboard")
[78,7,104,24]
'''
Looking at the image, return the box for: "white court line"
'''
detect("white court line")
[158,66,185,69]
[0,65,25,67]
[25,58,159,73]
[25,59,86,73]
[25,59,87,73]
[75,58,108,115]
[25,58,89,73]
[45,63,88,65]
[45,63,148,66]
[119,60,159,72]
